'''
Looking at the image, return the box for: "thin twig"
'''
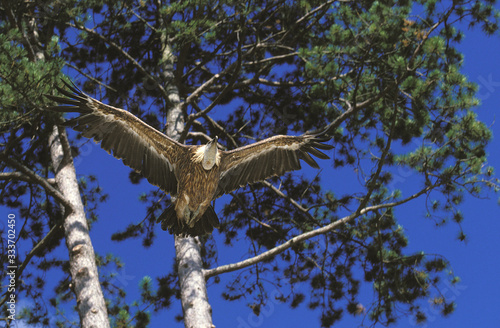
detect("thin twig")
[67,22,171,104]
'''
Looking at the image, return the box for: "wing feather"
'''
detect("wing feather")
[100,124,119,152]
[116,126,131,158]
[304,145,330,160]
[67,114,102,129]
[216,134,332,197]
[45,81,185,195]
[128,135,143,169]
[298,151,319,168]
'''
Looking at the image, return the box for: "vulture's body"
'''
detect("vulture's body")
[46,81,334,236]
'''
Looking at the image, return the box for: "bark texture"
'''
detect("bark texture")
[49,126,110,328]
[175,237,214,328]
[22,4,110,326]
[160,37,214,327]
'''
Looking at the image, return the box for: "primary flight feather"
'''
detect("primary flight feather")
[45,81,334,236]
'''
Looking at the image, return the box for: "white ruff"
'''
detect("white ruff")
[192,146,206,163]
[193,145,220,168]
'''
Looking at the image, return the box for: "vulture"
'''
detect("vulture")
[45,81,334,236]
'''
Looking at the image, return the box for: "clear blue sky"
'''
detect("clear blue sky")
[3,6,499,328]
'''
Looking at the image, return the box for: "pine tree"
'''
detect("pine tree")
[0,1,109,327]
[1,1,499,327]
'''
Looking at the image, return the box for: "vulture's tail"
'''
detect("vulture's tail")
[157,205,220,237]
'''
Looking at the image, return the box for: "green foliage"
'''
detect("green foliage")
[0,35,63,131]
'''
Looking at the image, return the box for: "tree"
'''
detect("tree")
[1,0,499,327]
[0,1,109,327]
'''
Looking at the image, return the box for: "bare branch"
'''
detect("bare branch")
[260,180,312,216]
[354,98,399,215]
[128,7,158,33]
[204,183,439,279]
[179,31,244,143]
[189,101,239,149]
[0,171,31,182]
[186,131,212,142]
[184,73,222,106]
[0,222,63,308]
[278,0,337,42]
[65,63,118,93]
[0,155,72,211]
[243,52,299,66]
[67,23,171,103]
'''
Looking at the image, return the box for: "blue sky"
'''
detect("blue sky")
[78,22,500,328]
[2,4,500,328]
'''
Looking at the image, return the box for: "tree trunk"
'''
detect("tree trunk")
[22,4,110,326]
[175,237,214,328]
[49,126,110,328]
[161,41,214,327]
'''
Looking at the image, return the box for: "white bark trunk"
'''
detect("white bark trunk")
[161,40,214,327]
[49,126,110,328]
[23,4,110,326]
[168,94,214,327]
[175,237,214,328]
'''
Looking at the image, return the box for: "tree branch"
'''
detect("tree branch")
[65,63,118,93]
[67,22,171,103]
[190,102,239,148]
[278,0,338,43]
[354,96,399,215]
[260,180,313,216]
[0,155,72,212]
[204,183,439,279]
[0,222,63,308]
[179,30,244,143]
[243,52,299,66]
[0,171,31,182]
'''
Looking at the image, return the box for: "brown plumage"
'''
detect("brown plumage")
[45,81,334,236]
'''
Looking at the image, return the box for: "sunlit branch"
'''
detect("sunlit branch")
[244,52,299,66]
[128,7,158,33]
[235,69,354,88]
[204,183,439,279]
[260,180,313,217]
[0,171,31,182]
[184,73,222,107]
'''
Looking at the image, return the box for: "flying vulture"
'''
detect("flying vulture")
[45,81,334,236]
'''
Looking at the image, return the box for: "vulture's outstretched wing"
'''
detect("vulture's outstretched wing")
[45,81,184,195]
[215,133,333,197]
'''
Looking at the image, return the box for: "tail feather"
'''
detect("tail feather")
[157,205,219,237]
[157,204,177,232]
